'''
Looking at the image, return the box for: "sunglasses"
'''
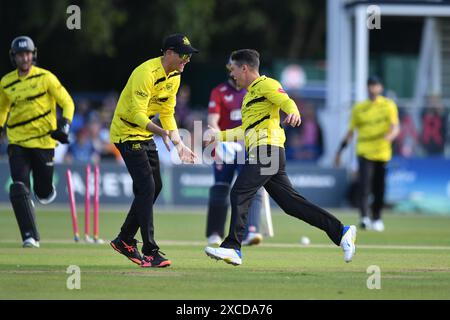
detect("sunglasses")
[177,52,192,60]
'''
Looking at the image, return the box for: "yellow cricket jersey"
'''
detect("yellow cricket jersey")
[349,96,399,162]
[219,76,299,151]
[110,57,180,143]
[0,66,74,149]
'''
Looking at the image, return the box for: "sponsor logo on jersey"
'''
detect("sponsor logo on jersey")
[135,90,148,98]
[230,109,242,121]
[224,94,234,102]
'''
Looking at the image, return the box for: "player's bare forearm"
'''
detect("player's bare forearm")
[343,130,354,146]
[385,124,400,142]
[205,125,220,147]
[168,129,183,146]
[146,121,166,136]
[146,121,171,151]
[207,114,221,131]
[337,130,354,155]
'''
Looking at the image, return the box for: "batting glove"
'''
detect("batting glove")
[51,118,71,144]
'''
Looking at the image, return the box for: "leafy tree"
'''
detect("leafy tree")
[0,0,326,91]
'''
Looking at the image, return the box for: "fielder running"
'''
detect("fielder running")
[206,62,267,247]
[204,49,356,266]
[0,36,75,248]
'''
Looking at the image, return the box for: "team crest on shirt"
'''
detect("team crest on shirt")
[132,143,142,151]
[209,101,216,108]
[166,83,173,91]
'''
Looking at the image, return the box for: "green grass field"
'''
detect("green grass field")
[1,206,450,300]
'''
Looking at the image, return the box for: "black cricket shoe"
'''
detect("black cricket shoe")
[110,237,142,265]
[141,250,171,268]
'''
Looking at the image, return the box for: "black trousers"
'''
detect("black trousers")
[221,146,344,250]
[358,156,387,220]
[8,144,54,199]
[115,140,162,255]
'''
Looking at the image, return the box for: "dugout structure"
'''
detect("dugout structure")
[325,0,450,166]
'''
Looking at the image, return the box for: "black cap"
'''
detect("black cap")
[367,75,382,85]
[162,34,199,54]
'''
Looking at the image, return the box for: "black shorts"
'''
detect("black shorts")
[7,144,54,198]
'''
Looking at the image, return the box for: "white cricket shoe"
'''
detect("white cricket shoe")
[372,219,385,232]
[340,225,356,263]
[23,237,40,248]
[207,234,222,246]
[242,232,263,246]
[360,217,372,230]
[205,246,242,266]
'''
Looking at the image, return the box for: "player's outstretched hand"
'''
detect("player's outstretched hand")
[205,125,219,147]
[283,113,301,127]
[176,142,198,164]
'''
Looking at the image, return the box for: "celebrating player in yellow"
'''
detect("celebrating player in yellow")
[335,76,399,232]
[109,34,198,268]
[204,49,356,266]
[0,36,75,248]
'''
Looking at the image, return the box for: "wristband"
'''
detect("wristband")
[339,140,348,152]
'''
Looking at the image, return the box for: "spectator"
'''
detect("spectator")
[86,117,104,155]
[421,95,446,156]
[175,85,192,129]
[65,127,99,163]
[0,133,8,159]
[394,108,419,157]
[101,92,119,114]
[285,131,303,160]
[98,104,122,161]
[70,99,92,134]
[286,103,323,162]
